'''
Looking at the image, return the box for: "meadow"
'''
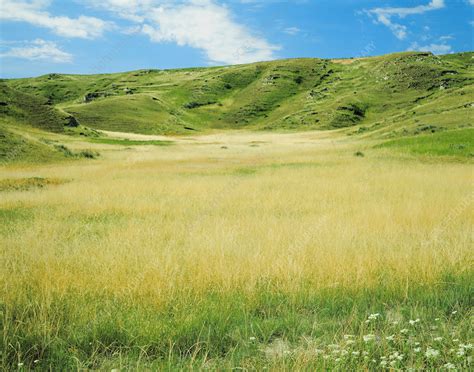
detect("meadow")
[1,130,473,370]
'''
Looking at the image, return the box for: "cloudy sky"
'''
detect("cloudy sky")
[0,0,472,78]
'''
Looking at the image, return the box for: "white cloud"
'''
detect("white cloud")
[83,0,280,65]
[409,41,452,55]
[1,39,73,62]
[367,0,445,40]
[439,35,454,41]
[0,0,111,39]
[284,27,301,36]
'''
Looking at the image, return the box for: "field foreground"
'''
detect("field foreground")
[1,130,473,370]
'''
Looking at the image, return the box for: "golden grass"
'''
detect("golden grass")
[2,132,472,297]
[0,131,472,368]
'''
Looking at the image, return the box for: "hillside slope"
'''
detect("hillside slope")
[0,83,100,164]
[2,52,473,139]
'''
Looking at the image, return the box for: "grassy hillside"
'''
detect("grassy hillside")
[0,82,76,133]
[4,52,473,137]
[0,125,64,164]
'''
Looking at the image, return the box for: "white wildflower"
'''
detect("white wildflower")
[17,363,24,367]
[460,343,472,350]
[343,334,354,340]
[434,337,443,342]
[335,358,341,362]
[409,318,420,325]
[363,334,375,342]
[385,334,395,341]
[451,310,457,315]
[425,347,440,359]
[380,360,388,367]
[400,328,409,334]
[389,352,404,361]
[249,336,256,341]
[352,351,360,356]
[33,360,39,364]
[443,363,456,370]
[345,339,355,345]
[414,347,421,353]
[456,349,465,357]
[368,313,381,321]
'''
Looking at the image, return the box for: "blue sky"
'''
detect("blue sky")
[0,0,473,78]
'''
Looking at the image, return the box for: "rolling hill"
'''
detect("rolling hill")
[0,51,473,162]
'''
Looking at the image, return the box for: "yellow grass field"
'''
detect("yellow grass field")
[1,131,473,370]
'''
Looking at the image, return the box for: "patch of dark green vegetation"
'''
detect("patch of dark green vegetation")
[0,177,68,192]
[88,138,173,146]
[330,102,368,128]
[54,144,100,159]
[232,162,320,176]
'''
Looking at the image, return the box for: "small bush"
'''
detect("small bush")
[54,144,74,157]
[354,151,365,157]
[294,76,304,84]
[54,144,99,159]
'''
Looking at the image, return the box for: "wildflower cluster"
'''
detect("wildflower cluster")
[264,312,473,370]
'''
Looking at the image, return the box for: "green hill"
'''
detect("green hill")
[1,51,473,161]
[0,82,100,164]
[4,51,472,137]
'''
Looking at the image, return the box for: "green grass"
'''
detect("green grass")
[0,125,65,164]
[87,137,173,146]
[0,82,70,133]
[2,279,472,370]
[378,128,474,158]
[0,123,100,164]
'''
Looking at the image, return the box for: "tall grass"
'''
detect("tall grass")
[1,137,472,369]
